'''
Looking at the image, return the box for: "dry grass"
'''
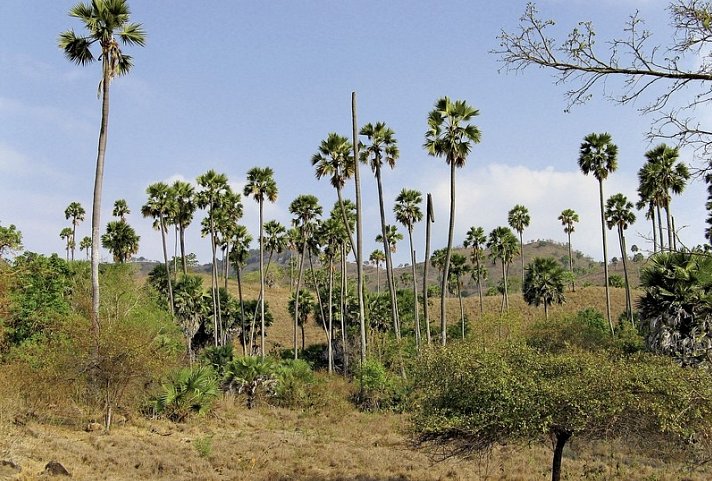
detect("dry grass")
[1,379,709,481]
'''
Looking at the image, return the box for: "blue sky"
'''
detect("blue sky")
[0,0,706,265]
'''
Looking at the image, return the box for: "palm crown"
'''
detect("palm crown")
[424,97,481,167]
[360,122,399,172]
[558,209,579,234]
[605,193,636,231]
[244,167,278,204]
[393,189,423,231]
[578,132,618,181]
[312,133,354,189]
[58,0,146,78]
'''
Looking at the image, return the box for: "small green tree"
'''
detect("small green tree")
[0,223,22,259]
[523,257,566,320]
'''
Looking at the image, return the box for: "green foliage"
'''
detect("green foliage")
[101,219,140,263]
[151,366,219,422]
[223,356,278,408]
[639,250,712,366]
[6,253,73,346]
[200,344,234,377]
[353,358,406,411]
[608,273,625,288]
[0,222,22,258]
[522,257,566,316]
[413,342,712,469]
[273,358,317,408]
[193,435,214,458]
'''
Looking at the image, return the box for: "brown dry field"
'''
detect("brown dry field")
[2,274,709,481]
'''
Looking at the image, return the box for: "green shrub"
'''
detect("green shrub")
[223,356,278,409]
[200,344,234,377]
[151,366,219,422]
[193,434,213,458]
[352,358,405,411]
[274,359,317,408]
[608,274,625,288]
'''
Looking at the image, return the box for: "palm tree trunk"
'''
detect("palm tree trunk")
[619,226,633,325]
[71,221,77,262]
[423,193,433,345]
[519,230,525,285]
[502,261,509,310]
[308,252,327,334]
[408,229,421,349]
[375,165,400,338]
[599,180,614,336]
[180,225,188,276]
[159,216,175,316]
[672,215,678,251]
[209,215,219,347]
[376,261,381,294]
[328,259,334,374]
[236,263,247,356]
[665,204,674,252]
[293,243,307,360]
[656,204,665,251]
[258,201,266,359]
[651,210,657,253]
[90,56,112,358]
[476,254,484,315]
[173,225,178,280]
[458,280,465,339]
[544,302,549,321]
[567,232,575,292]
[352,92,367,364]
[441,162,457,346]
[340,246,348,373]
[551,429,572,481]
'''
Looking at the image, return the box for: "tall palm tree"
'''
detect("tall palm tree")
[487,226,519,312]
[289,194,322,359]
[244,167,278,359]
[311,133,356,255]
[558,209,579,291]
[578,132,618,335]
[464,226,487,314]
[169,180,196,276]
[60,227,74,261]
[424,97,481,345]
[369,249,386,293]
[141,182,175,315]
[422,193,434,345]
[508,204,530,279]
[375,225,403,257]
[636,198,658,253]
[523,257,566,321]
[59,0,146,338]
[263,220,287,277]
[605,193,637,325]
[64,201,85,261]
[101,219,139,263]
[394,188,424,348]
[360,121,401,338]
[79,236,92,260]
[351,92,368,365]
[643,144,690,251]
[196,170,230,347]
[320,216,344,373]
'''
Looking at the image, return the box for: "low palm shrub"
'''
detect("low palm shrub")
[151,366,219,422]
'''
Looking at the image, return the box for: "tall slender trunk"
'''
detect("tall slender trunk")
[173,225,178,280]
[340,246,349,373]
[328,259,334,373]
[408,228,421,349]
[71,221,77,261]
[656,204,665,251]
[672,215,677,251]
[458,280,465,339]
[544,302,549,321]
[180,225,188,276]
[599,180,614,336]
[441,162,457,346]
[567,232,575,292]
[501,260,508,312]
[308,253,327,338]
[352,92,367,364]
[159,216,175,316]
[423,194,433,345]
[90,55,112,356]
[619,226,633,325]
[209,214,219,346]
[293,243,307,360]
[475,253,484,315]
[258,201,266,359]
[235,262,247,356]
[519,230,525,284]
[665,204,673,252]
[651,210,657,253]
[375,165,400,338]
[376,261,381,294]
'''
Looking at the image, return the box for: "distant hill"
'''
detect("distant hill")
[133,239,644,294]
